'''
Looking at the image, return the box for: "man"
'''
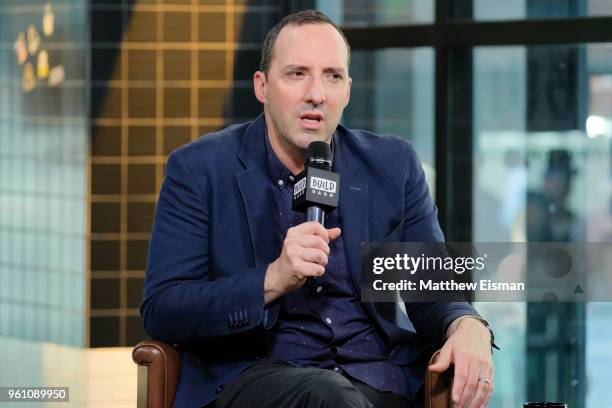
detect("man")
[142,10,494,408]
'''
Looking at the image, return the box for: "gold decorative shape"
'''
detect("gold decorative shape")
[22,62,37,92]
[37,50,50,79]
[43,3,55,37]
[14,32,27,65]
[27,24,41,55]
[49,64,65,87]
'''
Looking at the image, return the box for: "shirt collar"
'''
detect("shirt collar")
[264,126,292,185]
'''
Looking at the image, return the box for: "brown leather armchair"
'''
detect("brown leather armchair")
[133,341,453,408]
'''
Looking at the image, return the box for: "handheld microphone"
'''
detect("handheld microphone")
[291,141,340,226]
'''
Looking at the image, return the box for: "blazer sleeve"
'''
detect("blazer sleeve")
[140,150,275,344]
[399,144,482,346]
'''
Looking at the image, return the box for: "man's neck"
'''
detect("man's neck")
[265,125,305,176]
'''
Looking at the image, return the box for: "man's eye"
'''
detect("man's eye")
[289,71,304,77]
[329,73,343,80]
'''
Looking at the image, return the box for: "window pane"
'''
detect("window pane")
[473,43,612,408]
[453,0,612,21]
[343,48,435,194]
[308,0,433,25]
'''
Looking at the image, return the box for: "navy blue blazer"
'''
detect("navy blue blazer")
[141,114,480,407]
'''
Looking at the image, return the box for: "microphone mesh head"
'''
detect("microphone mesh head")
[306,141,332,170]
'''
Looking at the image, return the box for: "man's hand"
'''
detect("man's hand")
[264,221,341,304]
[428,317,493,408]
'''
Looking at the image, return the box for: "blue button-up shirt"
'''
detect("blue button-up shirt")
[264,133,406,397]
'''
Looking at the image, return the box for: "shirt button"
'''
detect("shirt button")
[316,286,323,293]
[325,317,332,325]
[277,179,284,186]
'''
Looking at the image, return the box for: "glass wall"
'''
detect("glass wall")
[343,48,436,191]
[453,0,612,21]
[315,0,434,25]
[473,43,612,408]
[0,0,87,347]
[333,0,612,407]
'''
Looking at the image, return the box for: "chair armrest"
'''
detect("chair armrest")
[132,340,181,408]
[424,350,454,408]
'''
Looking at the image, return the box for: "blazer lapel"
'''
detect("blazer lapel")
[333,131,369,295]
[235,169,280,266]
[339,174,369,295]
[235,115,281,266]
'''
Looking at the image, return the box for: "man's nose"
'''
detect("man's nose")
[304,77,326,106]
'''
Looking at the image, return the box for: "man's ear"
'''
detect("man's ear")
[343,76,352,108]
[253,71,267,104]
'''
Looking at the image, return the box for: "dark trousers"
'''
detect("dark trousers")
[209,360,414,408]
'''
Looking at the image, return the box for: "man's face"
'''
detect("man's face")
[254,23,352,153]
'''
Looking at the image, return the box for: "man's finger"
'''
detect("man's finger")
[451,356,469,404]
[468,376,491,408]
[457,360,479,408]
[297,235,330,255]
[294,221,330,242]
[428,346,452,373]
[482,368,494,407]
[296,259,325,277]
[300,248,328,267]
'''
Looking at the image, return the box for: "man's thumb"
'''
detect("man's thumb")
[328,227,341,240]
[428,347,452,373]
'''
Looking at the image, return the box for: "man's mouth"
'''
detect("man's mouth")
[300,112,324,123]
[299,112,324,130]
